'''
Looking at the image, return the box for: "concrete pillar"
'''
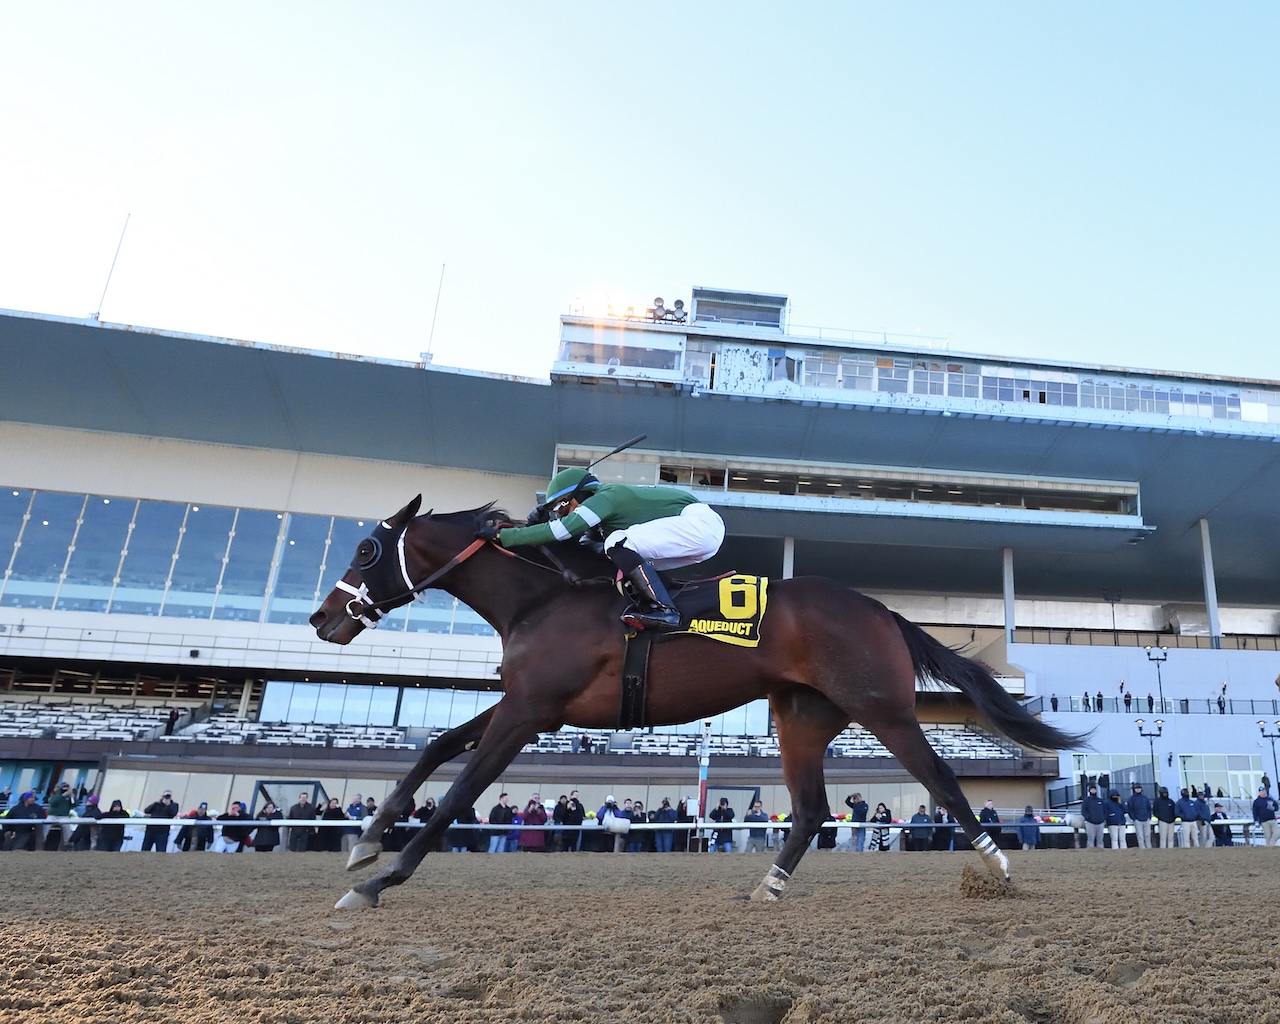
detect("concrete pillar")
[1198,518,1222,649]
[1002,547,1016,644]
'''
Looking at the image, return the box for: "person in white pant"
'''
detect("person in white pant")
[1125,783,1153,849]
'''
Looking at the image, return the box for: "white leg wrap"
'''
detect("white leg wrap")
[971,833,1010,878]
[759,864,790,900]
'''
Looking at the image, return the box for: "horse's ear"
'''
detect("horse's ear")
[394,495,423,524]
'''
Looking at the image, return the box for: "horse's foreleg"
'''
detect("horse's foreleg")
[873,716,1010,882]
[337,701,548,910]
[347,706,496,871]
[751,689,845,903]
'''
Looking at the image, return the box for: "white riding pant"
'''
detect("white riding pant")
[604,503,726,571]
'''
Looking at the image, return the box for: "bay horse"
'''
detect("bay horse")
[310,495,1084,910]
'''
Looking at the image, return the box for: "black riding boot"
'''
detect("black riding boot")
[607,547,681,630]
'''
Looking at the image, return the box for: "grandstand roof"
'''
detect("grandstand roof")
[3,307,1279,607]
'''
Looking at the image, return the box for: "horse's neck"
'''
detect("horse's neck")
[440,547,602,635]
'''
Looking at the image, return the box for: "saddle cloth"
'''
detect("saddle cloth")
[667,574,769,648]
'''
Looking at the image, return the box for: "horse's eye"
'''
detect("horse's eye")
[354,538,380,569]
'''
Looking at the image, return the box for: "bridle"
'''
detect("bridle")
[336,514,486,629]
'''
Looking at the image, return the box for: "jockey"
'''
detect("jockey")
[475,467,725,630]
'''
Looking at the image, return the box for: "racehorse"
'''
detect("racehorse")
[310,495,1085,910]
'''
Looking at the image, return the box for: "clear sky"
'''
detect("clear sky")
[2,5,1276,382]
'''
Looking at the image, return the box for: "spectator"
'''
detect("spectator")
[1217,694,1226,715]
[488,793,515,853]
[1082,690,1091,712]
[140,791,179,852]
[1210,804,1232,847]
[1152,787,1177,848]
[286,791,317,852]
[816,814,839,850]
[95,799,130,852]
[1050,694,1059,712]
[68,795,102,852]
[550,795,570,852]
[519,797,548,852]
[908,805,933,851]
[446,807,479,852]
[868,802,893,851]
[1193,789,1212,849]
[626,800,648,853]
[1096,690,1104,712]
[562,790,586,851]
[675,796,697,853]
[578,732,592,754]
[414,797,441,853]
[2,791,45,851]
[343,793,366,853]
[319,797,347,852]
[178,801,215,852]
[844,792,869,852]
[1016,806,1041,850]
[598,796,626,853]
[1105,790,1127,850]
[215,802,252,852]
[930,806,956,851]
[1174,789,1199,848]
[252,801,282,853]
[1081,784,1107,849]
[1146,693,1155,713]
[744,800,769,853]
[709,797,735,853]
[653,797,678,853]
[1252,786,1279,846]
[1125,784,1152,849]
[45,782,74,851]
[979,799,1002,843]
[1123,691,1133,713]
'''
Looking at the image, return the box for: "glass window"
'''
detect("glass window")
[313,684,345,724]
[288,683,320,722]
[111,500,185,615]
[368,687,398,727]
[163,504,235,620]
[406,590,457,634]
[324,517,375,584]
[423,689,458,728]
[213,509,281,622]
[0,489,33,571]
[268,514,333,624]
[341,686,373,725]
[260,681,293,723]
[1,491,84,609]
[56,496,137,612]
[397,689,427,728]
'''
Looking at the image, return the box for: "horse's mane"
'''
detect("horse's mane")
[423,503,615,584]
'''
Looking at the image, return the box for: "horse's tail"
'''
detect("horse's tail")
[891,611,1090,751]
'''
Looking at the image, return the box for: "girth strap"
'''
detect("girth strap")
[619,630,654,730]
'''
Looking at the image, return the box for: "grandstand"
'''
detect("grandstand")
[2,289,1279,821]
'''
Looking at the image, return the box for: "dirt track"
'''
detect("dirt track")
[1,847,1276,1023]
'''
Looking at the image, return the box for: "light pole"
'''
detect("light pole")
[1145,646,1168,714]
[1136,718,1163,790]
[1259,720,1280,793]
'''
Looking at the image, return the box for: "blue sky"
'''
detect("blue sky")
[1,5,1275,381]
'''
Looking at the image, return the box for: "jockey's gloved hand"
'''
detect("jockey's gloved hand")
[475,525,502,542]
[525,505,550,525]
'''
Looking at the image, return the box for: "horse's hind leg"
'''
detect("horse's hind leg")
[872,714,1009,882]
[750,687,848,902]
[347,706,496,871]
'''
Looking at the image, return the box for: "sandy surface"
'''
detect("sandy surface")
[1,847,1277,1024]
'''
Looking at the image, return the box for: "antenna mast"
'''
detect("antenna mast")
[93,212,131,321]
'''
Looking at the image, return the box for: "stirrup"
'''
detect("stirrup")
[621,604,681,631]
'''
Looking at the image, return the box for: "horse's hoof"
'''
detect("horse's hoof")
[749,885,780,903]
[346,842,382,871]
[335,889,378,911]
